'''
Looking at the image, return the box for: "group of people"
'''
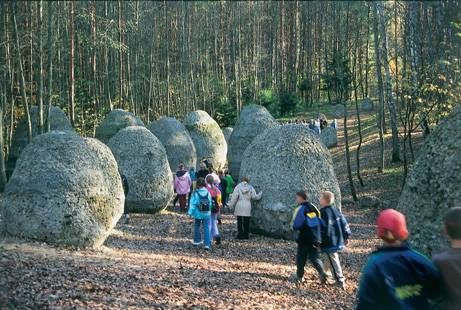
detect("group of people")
[173,159,461,309]
[284,114,337,135]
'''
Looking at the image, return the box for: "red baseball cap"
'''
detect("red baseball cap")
[377,209,409,241]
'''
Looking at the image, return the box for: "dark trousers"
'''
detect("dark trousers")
[178,194,187,211]
[237,216,250,239]
[296,244,326,279]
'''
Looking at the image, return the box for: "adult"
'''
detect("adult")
[196,162,210,180]
[228,177,262,240]
[174,164,192,211]
[218,170,228,206]
[225,170,235,206]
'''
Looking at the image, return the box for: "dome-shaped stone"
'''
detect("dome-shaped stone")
[108,126,174,213]
[228,105,278,180]
[184,110,227,169]
[95,109,144,143]
[240,124,341,239]
[1,131,124,248]
[398,107,461,253]
[147,117,197,171]
[7,106,73,177]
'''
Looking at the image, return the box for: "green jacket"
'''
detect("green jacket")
[225,175,235,194]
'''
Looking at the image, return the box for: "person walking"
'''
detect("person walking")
[188,178,212,250]
[225,170,235,207]
[174,163,192,211]
[206,175,223,245]
[228,177,262,240]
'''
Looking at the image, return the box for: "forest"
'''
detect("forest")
[0,1,461,309]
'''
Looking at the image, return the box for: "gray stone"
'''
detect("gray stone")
[222,127,233,144]
[108,126,174,213]
[397,106,461,254]
[332,104,347,118]
[239,124,342,239]
[184,110,227,169]
[1,131,124,248]
[95,109,144,143]
[148,117,197,171]
[8,106,73,177]
[320,127,338,148]
[228,105,278,180]
[360,98,374,111]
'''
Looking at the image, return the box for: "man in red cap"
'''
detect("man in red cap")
[356,209,441,309]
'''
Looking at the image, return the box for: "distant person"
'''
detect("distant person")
[331,119,337,129]
[206,175,223,245]
[206,165,221,185]
[187,167,197,208]
[188,178,212,250]
[218,170,228,206]
[356,209,441,309]
[228,176,262,240]
[201,157,212,170]
[314,119,321,135]
[291,190,328,284]
[433,207,461,310]
[119,170,130,224]
[174,164,192,211]
[196,162,209,180]
[225,170,235,207]
[319,191,351,290]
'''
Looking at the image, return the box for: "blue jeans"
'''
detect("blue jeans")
[209,213,220,239]
[194,218,211,247]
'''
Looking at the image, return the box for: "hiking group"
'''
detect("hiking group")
[171,158,460,309]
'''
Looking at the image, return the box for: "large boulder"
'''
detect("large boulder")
[360,98,374,111]
[240,124,341,239]
[397,107,461,254]
[222,127,233,144]
[148,117,197,171]
[228,105,278,180]
[320,127,338,148]
[108,126,174,213]
[95,109,144,143]
[333,104,347,118]
[184,110,227,169]
[0,131,124,248]
[8,106,73,177]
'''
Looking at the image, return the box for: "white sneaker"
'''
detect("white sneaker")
[192,241,203,246]
[204,245,211,250]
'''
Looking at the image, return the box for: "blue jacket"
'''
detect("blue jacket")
[320,205,351,253]
[292,202,322,246]
[357,244,441,310]
[188,188,212,220]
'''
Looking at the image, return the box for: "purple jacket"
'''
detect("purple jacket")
[174,170,191,195]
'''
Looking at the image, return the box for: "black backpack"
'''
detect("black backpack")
[196,191,210,212]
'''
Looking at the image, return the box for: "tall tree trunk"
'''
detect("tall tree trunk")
[12,3,32,142]
[377,1,400,162]
[45,1,54,132]
[68,1,75,127]
[38,0,44,134]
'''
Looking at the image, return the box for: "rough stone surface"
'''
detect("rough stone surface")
[228,105,278,179]
[0,131,124,248]
[320,127,338,148]
[222,127,233,144]
[148,117,197,171]
[108,126,174,213]
[360,98,374,111]
[333,104,347,118]
[398,107,461,254]
[240,124,341,239]
[95,109,144,143]
[8,106,73,177]
[184,110,227,169]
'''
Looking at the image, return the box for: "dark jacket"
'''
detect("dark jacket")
[292,202,322,247]
[320,205,351,253]
[357,244,441,310]
[196,169,209,180]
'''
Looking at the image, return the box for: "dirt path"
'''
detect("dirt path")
[0,113,416,309]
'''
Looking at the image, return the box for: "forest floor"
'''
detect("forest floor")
[0,110,424,309]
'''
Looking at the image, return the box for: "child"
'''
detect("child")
[433,207,461,309]
[225,170,235,206]
[174,164,191,211]
[188,178,212,250]
[319,191,350,290]
[291,190,328,283]
[205,175,223,245]
[357,209,441,309]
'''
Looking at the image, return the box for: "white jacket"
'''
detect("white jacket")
[229,181,262,217]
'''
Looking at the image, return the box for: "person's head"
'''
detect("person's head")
[178,163,185,171]
[196,177,206,188]
[296,190,308,204]
[444,207,461,241]
[199,162,206,170]
[376,209,409,245]
[224,169,229,176]
[218,170,224,177]
[205,175,214,186]
[319,191,335,207]
[241,176,249,183]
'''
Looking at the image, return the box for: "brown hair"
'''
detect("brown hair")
[445,207,461,239]
[196,177,206,188]
[205,175,214,185]
[296,190,308,201]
